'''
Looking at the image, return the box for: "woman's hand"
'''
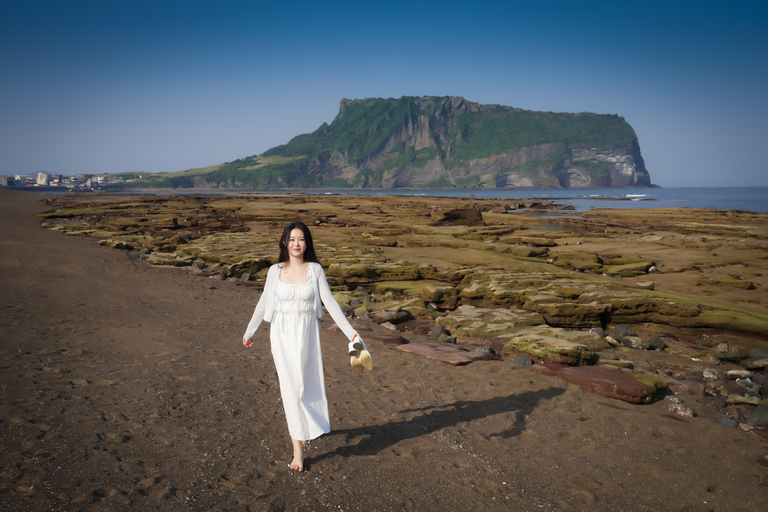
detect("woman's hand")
[243,337,253,347]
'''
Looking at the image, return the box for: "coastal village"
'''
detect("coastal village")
[0,171,139,191]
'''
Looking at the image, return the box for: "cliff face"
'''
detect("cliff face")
[179,96,652,190]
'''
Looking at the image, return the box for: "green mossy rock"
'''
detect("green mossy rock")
[597,359,635,369]
[439,305,546,342]
[459,282,489,300]
[554,251,601,263]
[502,334,599,365]
[227,258,273,277]
[705,278,756,290]
[518,237,557,247]
[490,287,537,307]
[361,233,398,247]
[421,284,459,309]
[605,260,656,277]
[526,301,610,328]
[555,260,603,272]
[510,246,550,258]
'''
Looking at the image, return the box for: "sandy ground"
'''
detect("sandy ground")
[1,189,767,511]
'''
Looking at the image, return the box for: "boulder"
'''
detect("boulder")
[459,281,489,300]
[433,208,485,226]
[227,257,273,277]
[370,309,413,325]
[714,343,742,363]
[747,404,768,428]
[429,324,449,339]
[702,368,724,381]
[753,374,768,395]
[621,336,651,350]
[609,326,637,342]
[647,336,667,351]
[736,378,761,394]
[420,284,459,310]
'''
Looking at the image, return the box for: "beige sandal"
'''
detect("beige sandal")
[350,355,365,373]
[358,349,373,371]
[349,336,372,372]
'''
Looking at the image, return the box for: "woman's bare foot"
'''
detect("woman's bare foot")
[289,438,304,472]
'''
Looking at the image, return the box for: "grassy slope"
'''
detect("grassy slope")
[126,96,638,189]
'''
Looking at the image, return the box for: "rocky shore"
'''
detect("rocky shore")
[2,189,767,510]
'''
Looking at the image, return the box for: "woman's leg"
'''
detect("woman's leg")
[289,437,304,472]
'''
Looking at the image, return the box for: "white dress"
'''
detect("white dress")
[271,274,329,440]
[243,262,359,441]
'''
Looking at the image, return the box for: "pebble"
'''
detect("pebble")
[702,368,723,381]
[727,369,753,380]
[727,394,764,406]
[510,355,533,366]
[736,378,761,394]
[746,404,768,428]
[741,358,768,370]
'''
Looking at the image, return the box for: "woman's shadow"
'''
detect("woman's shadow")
[312,387,565,464]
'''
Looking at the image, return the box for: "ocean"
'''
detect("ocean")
[9,186,768,213]
[290,186,768,214]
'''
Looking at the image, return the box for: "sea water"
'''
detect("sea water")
[25,186,768,213]
[294,187,768,214]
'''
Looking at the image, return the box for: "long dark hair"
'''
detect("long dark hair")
[278,221,319,264]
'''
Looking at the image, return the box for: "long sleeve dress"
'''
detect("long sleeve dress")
[243,262,357,441]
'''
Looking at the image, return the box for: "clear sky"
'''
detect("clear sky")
[1,0,766,187]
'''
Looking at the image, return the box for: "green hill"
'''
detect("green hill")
[132,96,651,190]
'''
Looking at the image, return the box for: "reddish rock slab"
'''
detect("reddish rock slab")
[395,342,500,366]
[558,365,666,404]
[364,333,408,345]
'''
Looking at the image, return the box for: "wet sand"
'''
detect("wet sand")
[1,189,767,511]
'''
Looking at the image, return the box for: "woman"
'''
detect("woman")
[242,221,371,472]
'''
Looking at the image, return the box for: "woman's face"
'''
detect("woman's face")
[287,228,307,260]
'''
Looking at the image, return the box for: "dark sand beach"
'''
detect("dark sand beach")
[1,189,767,511]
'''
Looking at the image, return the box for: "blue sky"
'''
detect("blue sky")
[1,0,766,187]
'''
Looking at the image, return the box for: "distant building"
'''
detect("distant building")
[15,175,35,186]
[70,174,94,184]
[0,176,16,186]
[37,172,51,186]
